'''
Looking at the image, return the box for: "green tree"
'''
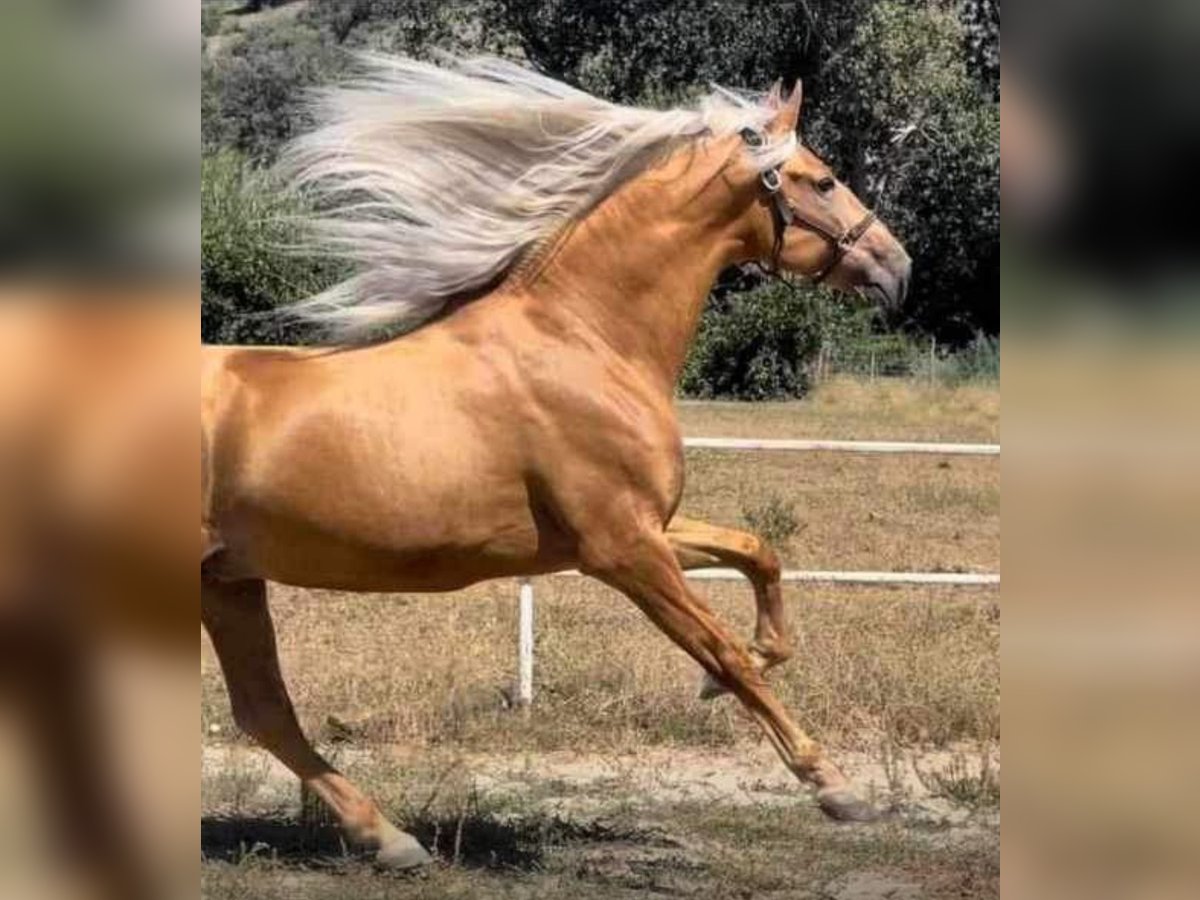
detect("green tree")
[959,0,1000,98]
[484,0,830,103]
[305,0,496,54]
[813,0,999,341]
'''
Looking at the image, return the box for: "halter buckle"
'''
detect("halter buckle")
[760,168,782,193]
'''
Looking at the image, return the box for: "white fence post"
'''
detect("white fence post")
[517,578,535,706]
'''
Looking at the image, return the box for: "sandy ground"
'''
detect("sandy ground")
[202,740,999,830]
[201,740,998,898]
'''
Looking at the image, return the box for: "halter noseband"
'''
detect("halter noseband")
[741,128,876,282]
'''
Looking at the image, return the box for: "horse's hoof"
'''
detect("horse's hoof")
[697,671,728,700]
[376,832,433,870]
[816,788,881,823]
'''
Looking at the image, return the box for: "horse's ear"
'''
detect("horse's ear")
[769,80,803,133]
[766,79,785,109]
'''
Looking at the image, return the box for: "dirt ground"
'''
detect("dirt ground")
[202,742,999,899]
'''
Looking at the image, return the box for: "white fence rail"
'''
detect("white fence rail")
[557,568,999,585]
[513,435,1000,705]
[682,437,1000,455]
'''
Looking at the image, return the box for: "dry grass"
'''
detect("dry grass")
[202,579,999,753]
[677,375,1000,443]
[676,376,999,572]
[682,450,998,572]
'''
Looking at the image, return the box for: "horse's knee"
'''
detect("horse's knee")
[751,537,782,583]
[732,531,782,582]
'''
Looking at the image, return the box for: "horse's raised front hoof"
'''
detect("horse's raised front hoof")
[375,831,433,870]
[697,671,728,700]
[816,788,881,824]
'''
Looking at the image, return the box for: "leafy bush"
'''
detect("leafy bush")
[201,3,226,39]
[202,19,345,162]
[681,280,824,400]
[201,150,345,344]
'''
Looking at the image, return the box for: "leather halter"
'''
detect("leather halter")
[741,128,877,282]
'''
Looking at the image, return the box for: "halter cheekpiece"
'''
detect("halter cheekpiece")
[740,127,876,281]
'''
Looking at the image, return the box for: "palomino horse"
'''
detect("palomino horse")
[201,57,911,868]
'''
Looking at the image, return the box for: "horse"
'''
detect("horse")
[200,56,911,868]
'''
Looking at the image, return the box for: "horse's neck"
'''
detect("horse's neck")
[523,151,758,390]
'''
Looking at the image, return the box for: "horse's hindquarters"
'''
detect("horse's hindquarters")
[202,342,577,592]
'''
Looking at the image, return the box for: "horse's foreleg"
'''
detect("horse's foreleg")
[584,529,876,822]
[201,577,430,868]
[666,516,790,699]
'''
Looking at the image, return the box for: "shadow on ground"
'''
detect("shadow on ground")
[201,812,679,873]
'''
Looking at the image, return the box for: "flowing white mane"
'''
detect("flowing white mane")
[280,54,796,341]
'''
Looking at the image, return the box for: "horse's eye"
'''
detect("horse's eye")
[816,176,836,194]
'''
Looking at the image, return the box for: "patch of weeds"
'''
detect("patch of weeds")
[741,493,802,546]
[876,736,914,812]
[914,746,1000,811]
[204,751,272,819]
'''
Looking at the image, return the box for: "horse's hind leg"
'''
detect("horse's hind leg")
[201,577,430,868]
[667,516,790,699]
[584,529,877,823]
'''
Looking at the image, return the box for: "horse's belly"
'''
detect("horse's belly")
[251,540,567,593]
[214,472,574,592]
